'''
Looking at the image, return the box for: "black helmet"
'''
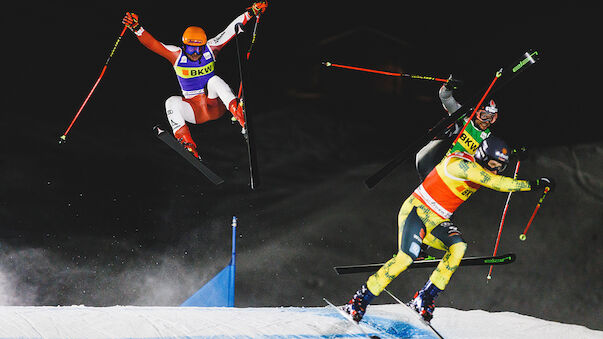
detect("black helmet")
[475,136,510,173]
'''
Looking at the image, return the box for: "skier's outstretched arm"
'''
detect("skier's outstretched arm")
[207,12,252,54]
[122,12,180,64]
[208,2,268,54]
[439,84,462,115]
[448,159,532,192]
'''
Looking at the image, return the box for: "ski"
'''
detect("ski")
[153,126,224,186]
[333,253,516,275]
[383,289,445,339]
[240,102,260,190]
[322,298,381,339]
[364,50,540,189]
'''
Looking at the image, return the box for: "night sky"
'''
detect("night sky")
[2,1,602,331]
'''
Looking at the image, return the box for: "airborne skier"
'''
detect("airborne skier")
[416,80,499,180]
[121,2,268,159]
[343,136,554,323]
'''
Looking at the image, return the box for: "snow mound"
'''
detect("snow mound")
[0,304,600,339]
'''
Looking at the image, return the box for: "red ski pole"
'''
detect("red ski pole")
[322,61,451,83]
[487,160,521,281]
[59,25,128,144]
[520,186,552,241]
[451,68,502,146]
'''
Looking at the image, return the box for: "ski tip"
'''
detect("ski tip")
[494,253,516,265]
[364,179,377,190]
[153,125,165,135]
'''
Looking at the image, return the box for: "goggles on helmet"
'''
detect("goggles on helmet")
[475,100,498,123]
[476,109,497,122]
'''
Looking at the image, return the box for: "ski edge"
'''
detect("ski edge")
[333,253,516,275]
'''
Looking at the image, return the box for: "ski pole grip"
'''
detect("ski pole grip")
[539,186,551,205]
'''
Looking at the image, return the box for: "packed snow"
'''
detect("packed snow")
[0,304,600,338]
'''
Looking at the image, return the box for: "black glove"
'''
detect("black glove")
[512,146,529,161]
[444,74,463,90]
[529,177,555,192]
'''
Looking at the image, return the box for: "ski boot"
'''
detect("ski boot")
[228,98,246,130]
[174,125,201,160]
[408,280,442,323]
[342,284,376,322]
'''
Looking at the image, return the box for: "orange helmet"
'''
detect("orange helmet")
[182,26,207,46]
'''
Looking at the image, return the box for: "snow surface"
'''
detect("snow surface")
[0,304,600,339]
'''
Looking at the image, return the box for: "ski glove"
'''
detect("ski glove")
[248,1,268,17]
[529,177,555,192]
[512,146,529,161]
[123,12,141,33]
[444,74,463,90]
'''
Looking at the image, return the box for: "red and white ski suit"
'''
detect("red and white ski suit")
[132,12,253,135]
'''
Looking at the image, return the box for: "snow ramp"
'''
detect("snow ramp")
[0,304,600,339]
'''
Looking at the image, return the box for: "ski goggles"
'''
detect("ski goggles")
[184,44,203,55]
[486,159,507,173]
[476,108,498,122]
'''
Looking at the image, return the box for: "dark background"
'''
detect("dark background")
[2,0,602,331]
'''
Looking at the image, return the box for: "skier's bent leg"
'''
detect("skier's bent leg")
[426,220,466,290]
[366,251,413,296]
[207,76,244,126]
[207,75,236,103]
[165,96,196,132]
[165,96,200,158]
[428,242,466,290]
[367,203,427,296]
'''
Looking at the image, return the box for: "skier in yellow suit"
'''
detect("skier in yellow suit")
[343,136,554,323]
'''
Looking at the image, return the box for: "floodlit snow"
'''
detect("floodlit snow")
[0,304,600,339]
